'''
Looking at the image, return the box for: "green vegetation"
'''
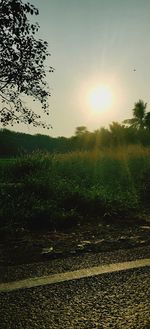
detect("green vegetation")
[0,145,150,233]
[1,101,150,233]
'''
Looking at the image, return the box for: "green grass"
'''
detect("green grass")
[0,145,150,232]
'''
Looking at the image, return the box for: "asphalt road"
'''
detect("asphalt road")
[0,266,150,329]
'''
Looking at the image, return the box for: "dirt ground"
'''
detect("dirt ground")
[0,219,150,266]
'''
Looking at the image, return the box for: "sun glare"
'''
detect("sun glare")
[88,85,113,112]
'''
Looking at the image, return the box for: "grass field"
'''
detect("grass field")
[0,145,150,233]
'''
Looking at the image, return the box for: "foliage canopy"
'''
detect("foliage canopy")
[0,0,54,128]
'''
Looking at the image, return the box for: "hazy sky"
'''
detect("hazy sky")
[8,0,150,136]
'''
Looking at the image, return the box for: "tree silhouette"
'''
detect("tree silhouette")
[123,100,149,129]
[75,126,88,136]
[0,0,54,128]
[144,112,150,130]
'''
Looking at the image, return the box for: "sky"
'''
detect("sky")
[5,0,150,137]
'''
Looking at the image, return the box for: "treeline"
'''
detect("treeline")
[0,129,69,156]
[0,122,150,157]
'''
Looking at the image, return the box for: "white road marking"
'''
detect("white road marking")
[0,258,150,293]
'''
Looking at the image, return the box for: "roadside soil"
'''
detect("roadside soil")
[0,219,150,267]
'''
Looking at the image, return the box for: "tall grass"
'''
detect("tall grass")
[0,145,150,232]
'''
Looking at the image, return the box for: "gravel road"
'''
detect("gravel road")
[1,245,150,283]
[0,266,150,329]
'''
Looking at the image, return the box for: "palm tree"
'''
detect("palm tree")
[123,100,147,129]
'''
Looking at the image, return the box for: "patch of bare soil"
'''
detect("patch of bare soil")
[0,220,150,266]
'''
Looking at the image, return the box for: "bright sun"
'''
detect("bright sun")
[88,85,113,112]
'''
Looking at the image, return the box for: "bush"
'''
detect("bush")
[0,145,150,232]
